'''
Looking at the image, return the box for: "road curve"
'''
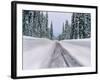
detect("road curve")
[48,42,83,68]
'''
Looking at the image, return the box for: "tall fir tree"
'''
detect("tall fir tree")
[61,22,65,40]
[70,13,91,39]
[23,10,29,36]
[23,10,51,39]
[70,13,76,39]
[50,21,53,40]
[84,13,91,38]
[45,12,49,38]
[64,20,71,39]
[62,22,65,33]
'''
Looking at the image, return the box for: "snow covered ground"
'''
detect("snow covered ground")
[23,36,91,70]
[23,36,56,70]
[60,39,91,66]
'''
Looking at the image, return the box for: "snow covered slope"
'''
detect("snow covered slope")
[60,39,91,66]
[23,36,55,70]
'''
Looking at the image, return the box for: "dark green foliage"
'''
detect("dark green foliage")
[70,13,91,39]
[23,10,50,39]
[23,10,91,40]
[50,22,53,40]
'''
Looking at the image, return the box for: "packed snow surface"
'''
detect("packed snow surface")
[23,36,91,70]
[60,39,91,66]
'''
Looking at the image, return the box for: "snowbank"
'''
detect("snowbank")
[61,39,90,48]
[23,36,53,51]
[23,36,56,70]
[60,39,91,66]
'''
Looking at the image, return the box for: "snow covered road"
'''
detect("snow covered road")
[23,36,91,70]
[60,39,91,66]
[48,42,83,68]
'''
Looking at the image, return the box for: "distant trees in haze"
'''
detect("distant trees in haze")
[58,20,71,40]
[58,13,91,40]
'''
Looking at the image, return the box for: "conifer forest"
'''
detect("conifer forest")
[23,10,91,40]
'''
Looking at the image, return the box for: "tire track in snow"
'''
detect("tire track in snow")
[48,42,83,68]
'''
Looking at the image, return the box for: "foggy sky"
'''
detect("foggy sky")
[48,12,72,37]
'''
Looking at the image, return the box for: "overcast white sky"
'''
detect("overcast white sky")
[48,12,72,37]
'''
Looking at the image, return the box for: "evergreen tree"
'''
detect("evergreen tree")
[23,10,29,36]
[79,13,85,39]
[45,12,49,38]
[61,22,65,40]
[70,13,91,39]
[23,10,34,36]
[62,22,65,33]
[23,10,50,39]
[70,13,76,39]
[84,13,91,38]
[64,20,71,39]
[58,20,71,40]
[50,21,53,40]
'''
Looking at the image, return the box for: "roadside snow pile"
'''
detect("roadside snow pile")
[23,36,55,70]
[61,39,90,48]
[23,36,53,51]
[60,39,91,66]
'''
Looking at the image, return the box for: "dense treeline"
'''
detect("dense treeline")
[23,10,52,39]
[23,10,91,40]
[58,13,91,40]
[70,13,91,39]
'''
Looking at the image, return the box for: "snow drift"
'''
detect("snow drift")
[23,36,55,70]
[60,39,91,66]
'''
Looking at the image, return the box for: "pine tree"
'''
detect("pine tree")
[64,20,71,39]
[61,22,65,40]
[45,12,49,38]
[23,10,34,36]
[32,11,41,37]
[70,13,91,39]
[50,21,53,40]
[84,13,91,38]
[70,13,76,39]
[62,22,65,33]
[23,10,29,36]
[78,13,84,39]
